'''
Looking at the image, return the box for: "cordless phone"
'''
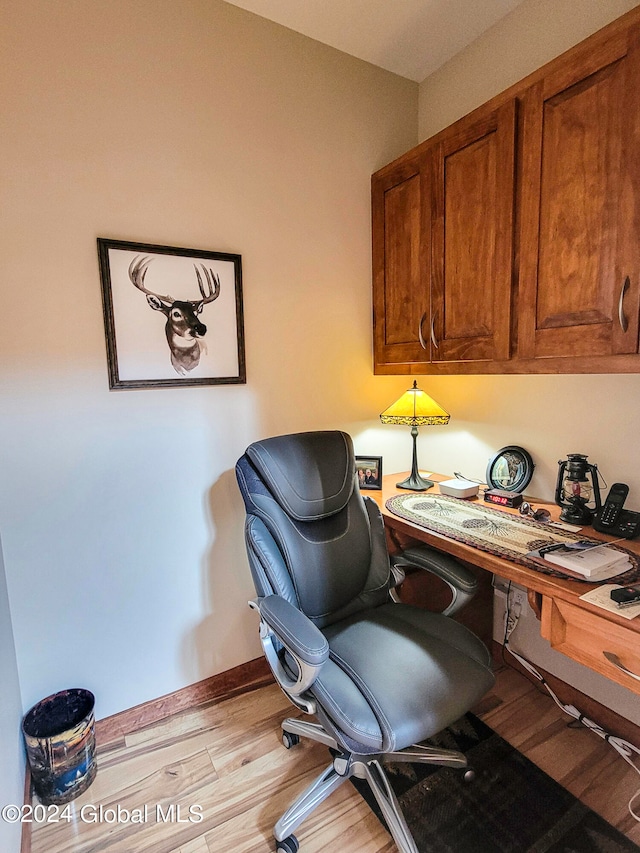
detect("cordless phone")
[593,483,640,538]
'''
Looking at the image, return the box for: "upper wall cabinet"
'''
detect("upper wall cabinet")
[372,152,431,370]
[372,101,516,371]
[372,9,640,375]
[430,101,516,363]
[518,24,640,360]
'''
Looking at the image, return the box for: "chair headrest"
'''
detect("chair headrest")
[245,431,355,521]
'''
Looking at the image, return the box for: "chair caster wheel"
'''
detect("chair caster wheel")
[276,834,299,853]
[282,732,300,749]
[463,769,476,783]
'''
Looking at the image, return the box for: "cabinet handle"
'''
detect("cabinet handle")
[430,311,439,350]
[618,276,630,333]
[603,650,640,682]
[418,312,428,350]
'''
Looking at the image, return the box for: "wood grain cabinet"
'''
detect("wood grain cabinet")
[372,10,640,375]
[518,24,640,361]
[372,152,431,369]
[430,101,516,363]
[372,102,517,370]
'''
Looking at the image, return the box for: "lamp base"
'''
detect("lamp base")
[559,504,593,525]
[396,472,434,491]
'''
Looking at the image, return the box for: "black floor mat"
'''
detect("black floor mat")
[352,714,639,852]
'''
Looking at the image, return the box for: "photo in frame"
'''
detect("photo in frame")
[97,238,246,390]
[355,456,383,490]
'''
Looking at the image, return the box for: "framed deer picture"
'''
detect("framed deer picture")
[97,239,246,389]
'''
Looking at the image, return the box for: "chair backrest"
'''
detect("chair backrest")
[236,431,391,628]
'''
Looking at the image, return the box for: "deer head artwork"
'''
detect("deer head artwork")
[128,255,221,375]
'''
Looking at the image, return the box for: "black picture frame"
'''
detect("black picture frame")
[356,456,383,490]
[97,238,246,390]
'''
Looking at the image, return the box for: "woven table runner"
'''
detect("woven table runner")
[386,492,640,584]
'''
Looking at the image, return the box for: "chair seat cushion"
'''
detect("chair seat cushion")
[311,603,494,753]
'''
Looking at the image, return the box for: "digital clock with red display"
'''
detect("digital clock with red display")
[483,488,523,508]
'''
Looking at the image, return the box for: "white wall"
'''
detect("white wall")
[0,0,417,725]
[0,539,24,853]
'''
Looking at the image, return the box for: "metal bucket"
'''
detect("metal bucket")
[22,688,97,805]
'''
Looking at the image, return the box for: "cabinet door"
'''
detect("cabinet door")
[430,100,516,362]
[518,26,640,359]
[372,153,431,370]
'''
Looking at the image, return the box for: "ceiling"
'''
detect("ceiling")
[223,0,526,82]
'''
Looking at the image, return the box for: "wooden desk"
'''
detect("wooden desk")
[369,473,640,699]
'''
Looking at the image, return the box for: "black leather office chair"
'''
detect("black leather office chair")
[236,430,494,853]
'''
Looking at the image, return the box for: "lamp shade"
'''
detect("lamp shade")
[380,381,450,426]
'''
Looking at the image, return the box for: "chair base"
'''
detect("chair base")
[275,717,469,853]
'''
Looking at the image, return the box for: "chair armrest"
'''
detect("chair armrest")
[391,545,478,616]
[250,596,329,703]
[259,596,329,668]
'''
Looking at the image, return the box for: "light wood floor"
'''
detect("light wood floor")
[30,664,640,853]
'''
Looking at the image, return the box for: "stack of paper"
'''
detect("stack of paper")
[542,542,631,580]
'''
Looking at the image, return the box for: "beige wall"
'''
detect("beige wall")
[419,0,640,139]
[0,0,417,721]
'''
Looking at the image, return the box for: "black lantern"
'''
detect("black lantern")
[555,453,602,525]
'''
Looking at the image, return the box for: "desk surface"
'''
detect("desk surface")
[369,472,640,639]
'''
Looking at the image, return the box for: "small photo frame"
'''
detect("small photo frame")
[355,456,383,490]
